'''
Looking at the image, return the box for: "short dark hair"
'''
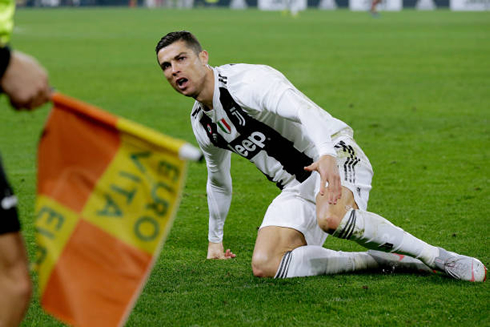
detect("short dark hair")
[155,31,203,55]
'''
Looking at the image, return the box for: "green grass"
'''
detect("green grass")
[0,8,488,326]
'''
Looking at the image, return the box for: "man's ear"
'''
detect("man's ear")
[199,50,209,66]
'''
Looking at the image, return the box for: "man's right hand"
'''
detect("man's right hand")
[207,242,236,260]
[1,50,51,110]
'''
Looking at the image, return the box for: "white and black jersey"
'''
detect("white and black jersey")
[190,64,352,242]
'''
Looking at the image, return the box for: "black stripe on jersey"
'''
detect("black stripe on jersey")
[218,73,228,85]
[265,174,285,190]
[191,106,202,118]
[335,141,359,184]
[218,87,313,184]
[199,112,230,149]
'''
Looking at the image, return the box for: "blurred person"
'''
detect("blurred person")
[0,0,51,325]
[155,31,486,282]
[370,0,381,16]
[285,0,305,17]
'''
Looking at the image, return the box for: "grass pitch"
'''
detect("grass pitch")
[0,8,488,326]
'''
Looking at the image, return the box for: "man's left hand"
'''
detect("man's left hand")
[304,155,342,205]
[207,242,236,260]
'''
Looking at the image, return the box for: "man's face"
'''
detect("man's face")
[157,40,209,98]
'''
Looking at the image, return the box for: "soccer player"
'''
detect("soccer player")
[370,0,382,16]
[0,0,51,325]
[155,31,486,281]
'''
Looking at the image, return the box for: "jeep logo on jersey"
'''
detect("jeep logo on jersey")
[228,131,267,159]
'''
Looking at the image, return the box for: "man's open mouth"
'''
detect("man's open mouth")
[177,78,188,88]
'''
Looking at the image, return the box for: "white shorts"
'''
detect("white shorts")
[259,134,373,246]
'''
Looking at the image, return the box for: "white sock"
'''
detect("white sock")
[333,209,439,268]
[274,245,379,278]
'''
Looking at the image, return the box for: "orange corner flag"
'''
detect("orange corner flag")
[35,92,201,327]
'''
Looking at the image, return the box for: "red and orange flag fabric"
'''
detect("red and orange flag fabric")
[35,92,201,327]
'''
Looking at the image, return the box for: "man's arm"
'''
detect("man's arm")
[0,0,50,110]
[194,130,236,259]
[205,147,236,259]
[269,85,343,204]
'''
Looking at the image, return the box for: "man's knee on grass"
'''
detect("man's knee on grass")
[251,251,281,278]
